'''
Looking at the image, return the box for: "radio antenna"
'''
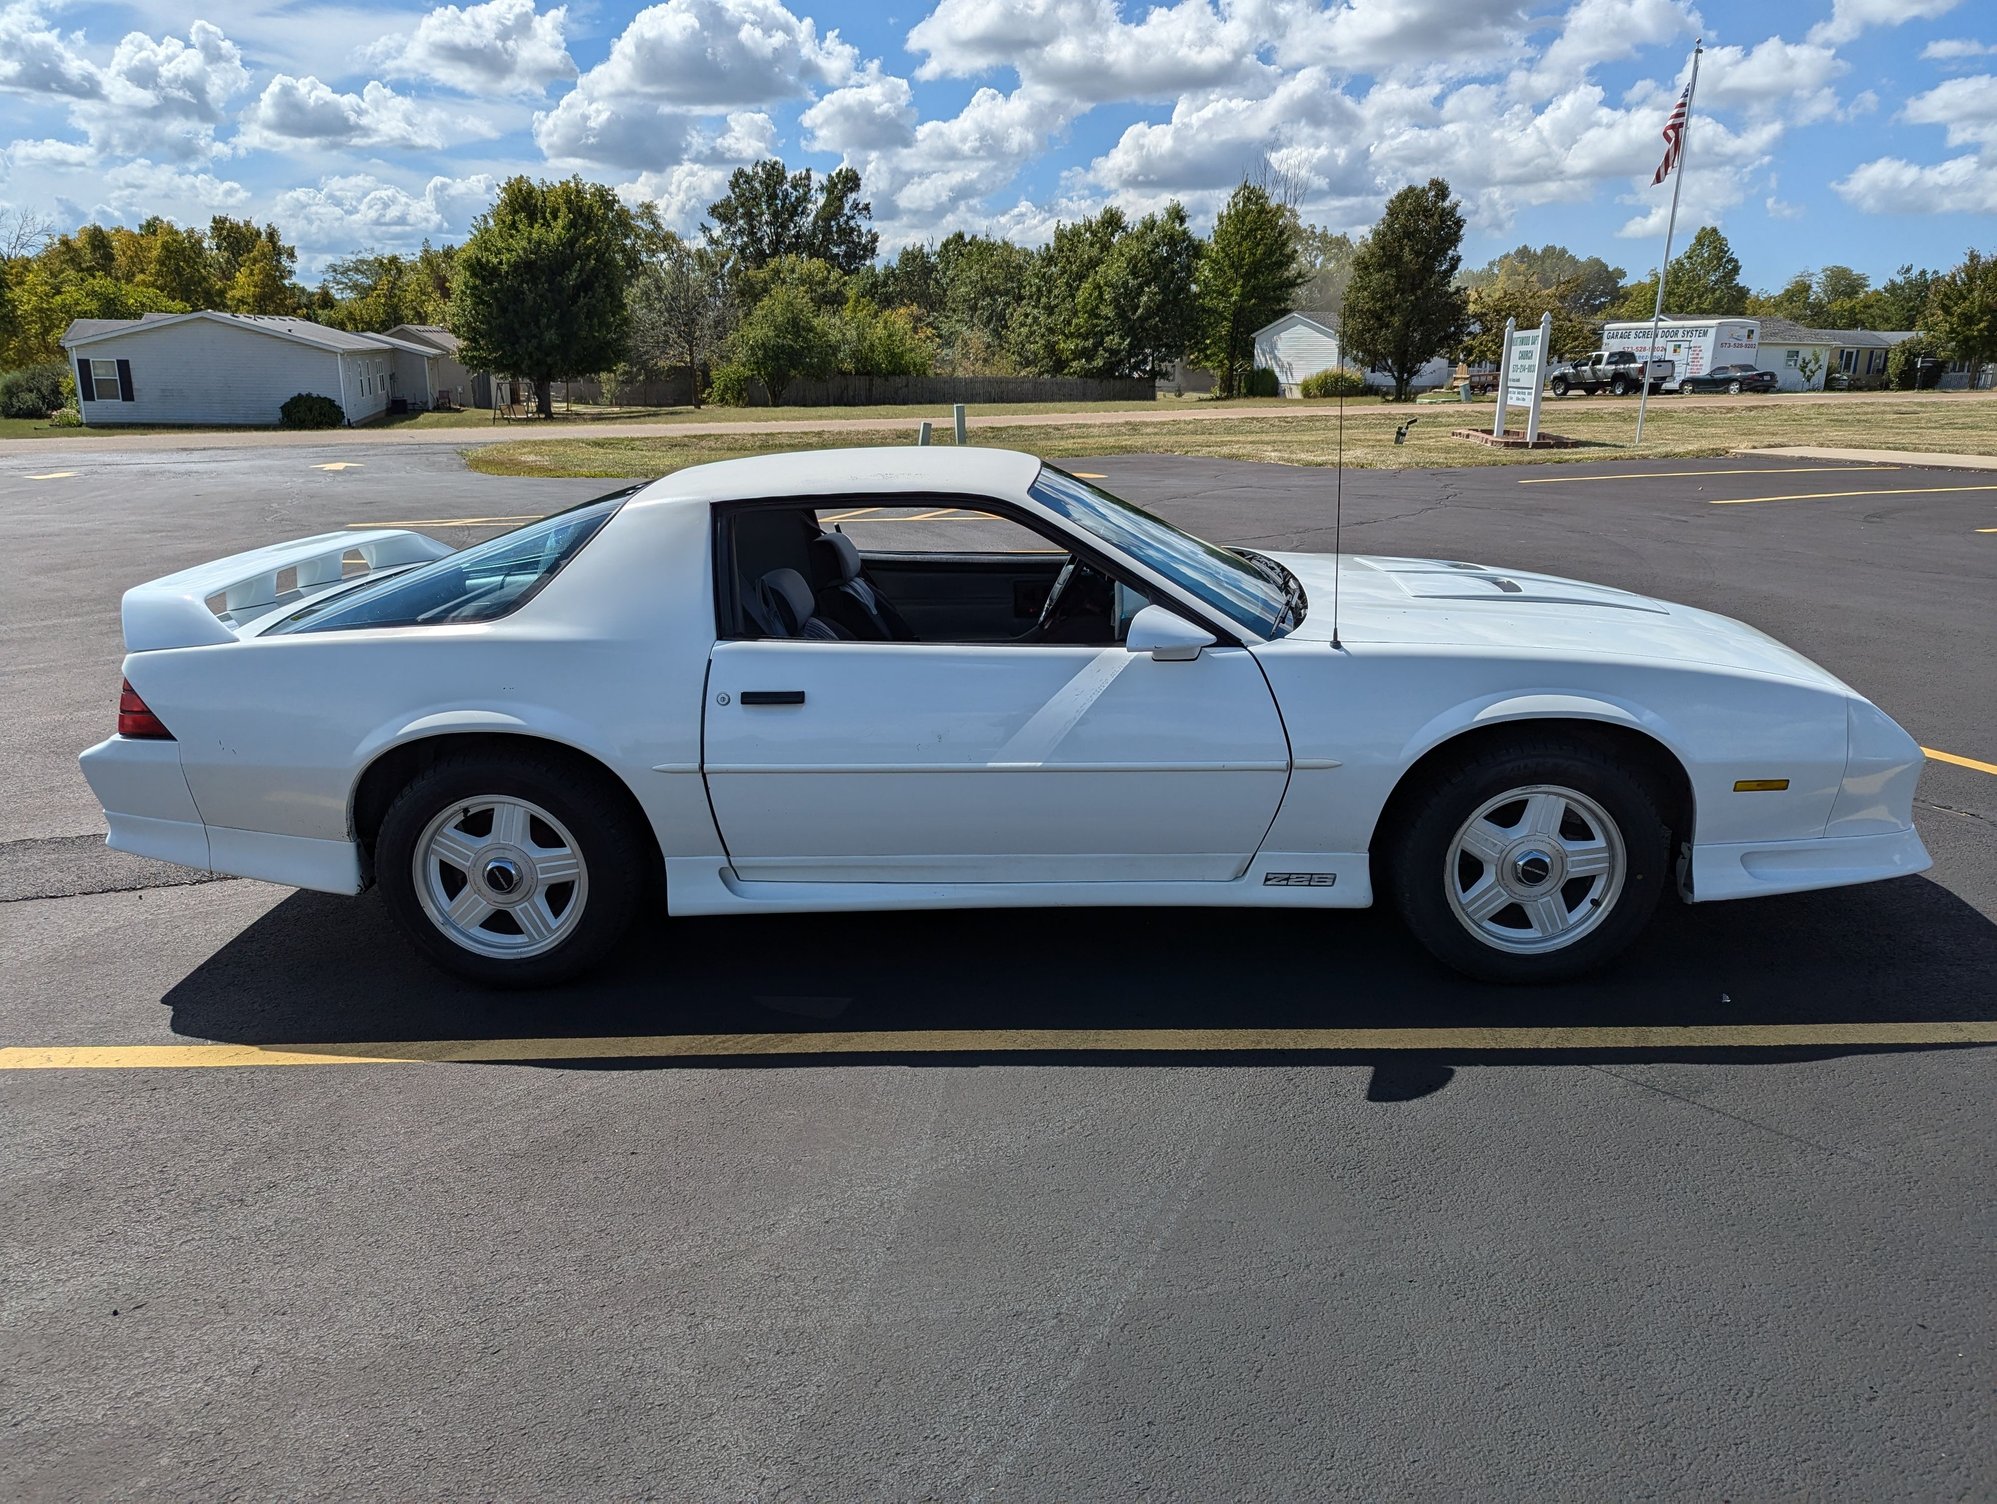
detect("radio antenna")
[1330,384,1345,650]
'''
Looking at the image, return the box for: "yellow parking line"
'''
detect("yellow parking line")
[345,515,545,528]
[1925,747,1997,776]
[1518,466,1890,485]
[1710,484,1997,506]
[25,471,76,480]
[819,506,881,522]
[2,1021,1992,1071]
[906,507,963,521]
[1071,472,1109,479]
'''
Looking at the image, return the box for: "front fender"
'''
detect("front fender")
[1400,690,1691,770]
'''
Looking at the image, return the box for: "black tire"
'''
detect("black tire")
[376,748,647,987]
[1549,377,1569,397]
[1386,735,1670,985]
[1610,377,1633,397]
[1727,380,1742,395]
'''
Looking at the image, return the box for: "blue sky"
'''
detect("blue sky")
[1,0,1992,284]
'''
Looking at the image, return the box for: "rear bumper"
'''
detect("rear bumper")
[79,736,364,895]
[1687,825,1932,903]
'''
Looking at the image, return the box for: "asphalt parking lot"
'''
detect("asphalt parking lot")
[4,443,1994,1499]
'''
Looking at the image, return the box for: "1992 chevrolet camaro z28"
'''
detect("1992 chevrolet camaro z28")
[81,448,1931,985]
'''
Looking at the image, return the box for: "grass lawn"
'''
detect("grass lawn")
[463,393,1997,479]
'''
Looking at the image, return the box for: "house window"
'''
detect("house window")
[1840,349,1859,375]
[1784,350,1800,369]
[90,359,121,402]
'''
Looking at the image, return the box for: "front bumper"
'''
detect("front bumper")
[1687,825,1932,903]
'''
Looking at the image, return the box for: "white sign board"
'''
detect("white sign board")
[1492,312,1552,443]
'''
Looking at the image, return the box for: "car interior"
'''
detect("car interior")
[720,501,1150,646]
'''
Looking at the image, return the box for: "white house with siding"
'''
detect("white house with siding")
[61,311,449,427]
[1251,310,1454,395]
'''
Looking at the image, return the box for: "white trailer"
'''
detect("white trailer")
[1600,318,1758,391]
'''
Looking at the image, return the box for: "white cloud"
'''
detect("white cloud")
[800,64,916,153]
[907,0,1257,102]
[271,172,497,254]
[1834,154,1997,214]
[534,0,854,168]
[4,136,93,168]
[1271,0,1537,76]
[372,0,576,96]
[0,1,101,98]
[239,75,474,152]
[1693,39,1846,119]
[1614,115,1781,237]
[1922,38,1997,62]
[1809,0,1959,45]
[86,20,252,161]
[1901,73,1997,148]
[616,112,778,228]
[1516,0,1693,99]
[89,158,250,215]
[1765,195,1802,219]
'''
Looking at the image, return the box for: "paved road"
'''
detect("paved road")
[4,447,1993,1499]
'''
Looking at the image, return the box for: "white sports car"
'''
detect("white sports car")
[81,448,1930,986]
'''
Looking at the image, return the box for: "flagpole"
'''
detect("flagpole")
[1636,38,1701,446]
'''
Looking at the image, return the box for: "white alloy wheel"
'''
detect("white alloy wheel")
[1443,783,1626,955]
[413,794,588,958]
[1727,379,1742,394]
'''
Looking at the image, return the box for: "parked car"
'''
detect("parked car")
[1680,364,1779,395]
[1547,349,1675,397]
[80,448,1929,987]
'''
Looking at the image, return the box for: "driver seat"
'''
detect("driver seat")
[810,532,916,642]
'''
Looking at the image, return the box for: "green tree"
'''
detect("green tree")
[1339,177,1470,401]
[1923,247,1997,384]
[835,293,935,376]
[1464,243,1625,317]
[449,175,641,417]
[1193,181,1306,397]
[1010,207,1127,375]
[1070,202,1200,378]
[208,217,295,294]
[723,282,837,403]
[858,242,943,316]
[225,239,294,314]
[1612,225,1749,319]
[626,231,730,405]
[934,232,1035,371]
[704,159,879,277]
[1462,275,1596,366]
[1747,271,1819,324]
[1292,225,1360,315]
[1877,265,1939,330]
[320,252,423,330]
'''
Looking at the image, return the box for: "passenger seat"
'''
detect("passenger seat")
[753,568,852,640]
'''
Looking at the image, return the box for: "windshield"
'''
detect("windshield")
[269,490,631,635]
[1029,465,1296,638]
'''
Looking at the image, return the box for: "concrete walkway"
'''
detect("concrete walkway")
[1740,446,1997,471]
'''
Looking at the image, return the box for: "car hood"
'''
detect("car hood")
[1264,552,1855,689]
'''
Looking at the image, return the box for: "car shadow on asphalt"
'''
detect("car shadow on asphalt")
[161,872,1997,1094]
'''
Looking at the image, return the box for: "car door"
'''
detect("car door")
[701,502,1291,884]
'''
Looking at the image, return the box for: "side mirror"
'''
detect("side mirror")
[1125,603,1215,662]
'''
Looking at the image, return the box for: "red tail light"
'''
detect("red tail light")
[117,679,173,739]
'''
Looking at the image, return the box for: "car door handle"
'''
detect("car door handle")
[740,690,805,706]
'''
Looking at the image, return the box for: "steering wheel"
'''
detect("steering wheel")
[1034,557,1079,637]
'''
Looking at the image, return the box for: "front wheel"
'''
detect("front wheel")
[1727,380,1743,395]
[1549,377,1570,397]
[1387,738,1670,984]
[376,749,647,986]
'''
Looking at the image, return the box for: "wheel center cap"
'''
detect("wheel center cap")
[1510,849,1556,890]
[481,856,524,900]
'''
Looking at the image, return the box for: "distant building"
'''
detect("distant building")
[382,324,491,408]
[60,311,454,427]
[1748,317,1919,391]
[1251,310,1452,396]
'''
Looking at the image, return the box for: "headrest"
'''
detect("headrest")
[811,530,863,582]
[757,568,818,634]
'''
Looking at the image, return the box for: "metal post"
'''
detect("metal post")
[916,420,932,446]
[1492,317,1516,438]
[953,403,967,445]
[1636,39,1701,446]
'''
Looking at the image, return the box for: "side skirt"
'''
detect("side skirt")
[662,851,1372,917]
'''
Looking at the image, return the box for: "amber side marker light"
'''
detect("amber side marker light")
[1733,778,1789,792]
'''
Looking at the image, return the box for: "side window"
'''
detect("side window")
[721,501,1147,647]
[90,359,121,402]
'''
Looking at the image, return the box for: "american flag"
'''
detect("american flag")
[1652,84,1690,185]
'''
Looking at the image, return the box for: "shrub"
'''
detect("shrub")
[0,363,73,419]
[279,392,345,428]
[1244,366,1281,397]
[48,407,82,427]
[706,363,754,406]
[1887,335,1941,391]
[1299,367,1368,398]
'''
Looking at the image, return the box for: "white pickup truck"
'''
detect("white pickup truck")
[1547,349,1675,397]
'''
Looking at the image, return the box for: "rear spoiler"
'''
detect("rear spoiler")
[121,529,454,651]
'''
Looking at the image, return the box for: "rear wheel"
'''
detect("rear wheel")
[1387,737,1669,984]
[1610,376,1633,397]
[376,750,645,987]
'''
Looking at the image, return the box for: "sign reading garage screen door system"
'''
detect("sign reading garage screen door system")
[1493,311,1553,443]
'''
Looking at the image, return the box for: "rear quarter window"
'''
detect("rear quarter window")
[271,493,629,635]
